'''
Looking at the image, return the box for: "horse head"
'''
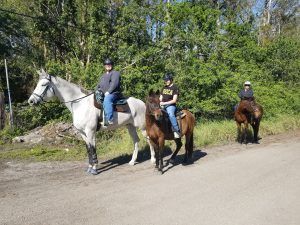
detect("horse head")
[238,100,254,114]
[146,89,163,121]
[28,69,56,105]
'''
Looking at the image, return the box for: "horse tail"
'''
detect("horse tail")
[186,132,194,158]
[185,110,195,158]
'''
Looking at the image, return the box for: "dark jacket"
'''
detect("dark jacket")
[97,70,121,94]
[238,89,254,100]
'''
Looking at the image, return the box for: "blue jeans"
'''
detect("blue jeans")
[103,93,117,121]
[165,105,180,132]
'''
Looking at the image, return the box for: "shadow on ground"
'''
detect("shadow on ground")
[97,145,207,174]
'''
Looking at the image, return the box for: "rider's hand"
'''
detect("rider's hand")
[105,92,109,96]
[160,102,165,106]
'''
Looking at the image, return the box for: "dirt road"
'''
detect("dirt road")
[0,131,299,225]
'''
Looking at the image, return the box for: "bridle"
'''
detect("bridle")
[32,74,94,104]
[32,76,55,103]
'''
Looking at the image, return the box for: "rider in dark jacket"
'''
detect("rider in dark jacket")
[235,81,255,112]
[96,59,122,125]
[238,81,254,100]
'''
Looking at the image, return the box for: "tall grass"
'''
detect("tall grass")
[0,114,299,161]
[194,114,300,147]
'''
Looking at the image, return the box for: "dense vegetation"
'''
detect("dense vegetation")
[0,0,299,134]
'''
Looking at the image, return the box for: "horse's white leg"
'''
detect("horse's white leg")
[80,128,98,171]
[141,130,156,164]
[127,124,140,166]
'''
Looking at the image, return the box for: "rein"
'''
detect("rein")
[60,92,94,104]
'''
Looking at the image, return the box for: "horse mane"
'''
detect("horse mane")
[55,76,89,95]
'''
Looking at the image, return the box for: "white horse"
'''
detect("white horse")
[28,69,155,174]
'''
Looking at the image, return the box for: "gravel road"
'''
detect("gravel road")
[0,131,299,225]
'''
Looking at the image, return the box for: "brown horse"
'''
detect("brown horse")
[234,99,263,144]
[145,90,196,173]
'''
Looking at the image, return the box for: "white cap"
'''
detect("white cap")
[244,81,251,85]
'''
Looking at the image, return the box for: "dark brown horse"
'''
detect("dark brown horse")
[234,99,263,144]
[145,90,196,173]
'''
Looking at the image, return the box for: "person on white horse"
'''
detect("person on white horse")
[28,69,156,175]
[96,58,122,125]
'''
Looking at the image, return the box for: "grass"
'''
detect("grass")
[0,114,299,162]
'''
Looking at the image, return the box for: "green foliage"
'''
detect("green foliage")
[0,145,87,161]
[0,0,299,134]
[13,101,71,131]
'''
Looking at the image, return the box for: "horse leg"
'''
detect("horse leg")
[243,122,249,144]
[236,122,242,143]
[184,132,194,164]
[252,120,260,143]
[158,146,164,174]
[158,138,165,174]
[80,129,98,175]
[169,138,182,164]
[127,124,140,166]
[141,130,156,164]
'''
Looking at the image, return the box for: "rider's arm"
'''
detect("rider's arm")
[161,94,178,105]
[238,90,243,99]
[107,71,120,94]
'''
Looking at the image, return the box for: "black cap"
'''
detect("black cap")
[163,73,173,81]
[104,58,113,65]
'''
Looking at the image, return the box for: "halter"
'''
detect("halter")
[147,101,160,115]
[32,76,55,103]
[32,74,94,104]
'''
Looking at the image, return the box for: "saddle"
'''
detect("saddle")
[94,90,129,113]
[162,109,186,135]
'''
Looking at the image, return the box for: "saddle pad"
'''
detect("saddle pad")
[114,99,127,105]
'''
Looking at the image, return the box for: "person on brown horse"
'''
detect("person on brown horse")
[234,81,263,144]
[238,81,254,101]
[159,73,181,139]
[236,81,258,118]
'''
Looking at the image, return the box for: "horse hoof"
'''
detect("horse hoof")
[128,160,135,166]
[88,168,98,175]
[86,167,92,173]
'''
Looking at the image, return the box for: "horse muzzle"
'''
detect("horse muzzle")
[154,112,163,121]
[28,96,40,105]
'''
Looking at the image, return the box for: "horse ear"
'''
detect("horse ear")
[41,68,47,76]
[155,90,160,96]
[149,89,154,96]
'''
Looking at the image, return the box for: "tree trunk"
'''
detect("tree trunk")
[0,92,5,130]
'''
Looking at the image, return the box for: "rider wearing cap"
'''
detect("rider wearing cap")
[159,73,181,139]
[238,81,254,100]
[96,58,122,125]
[234,81,256,112]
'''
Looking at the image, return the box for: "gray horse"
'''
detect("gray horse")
[28,69,155,174]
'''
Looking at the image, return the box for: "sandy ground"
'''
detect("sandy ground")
[0,130,299,225]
